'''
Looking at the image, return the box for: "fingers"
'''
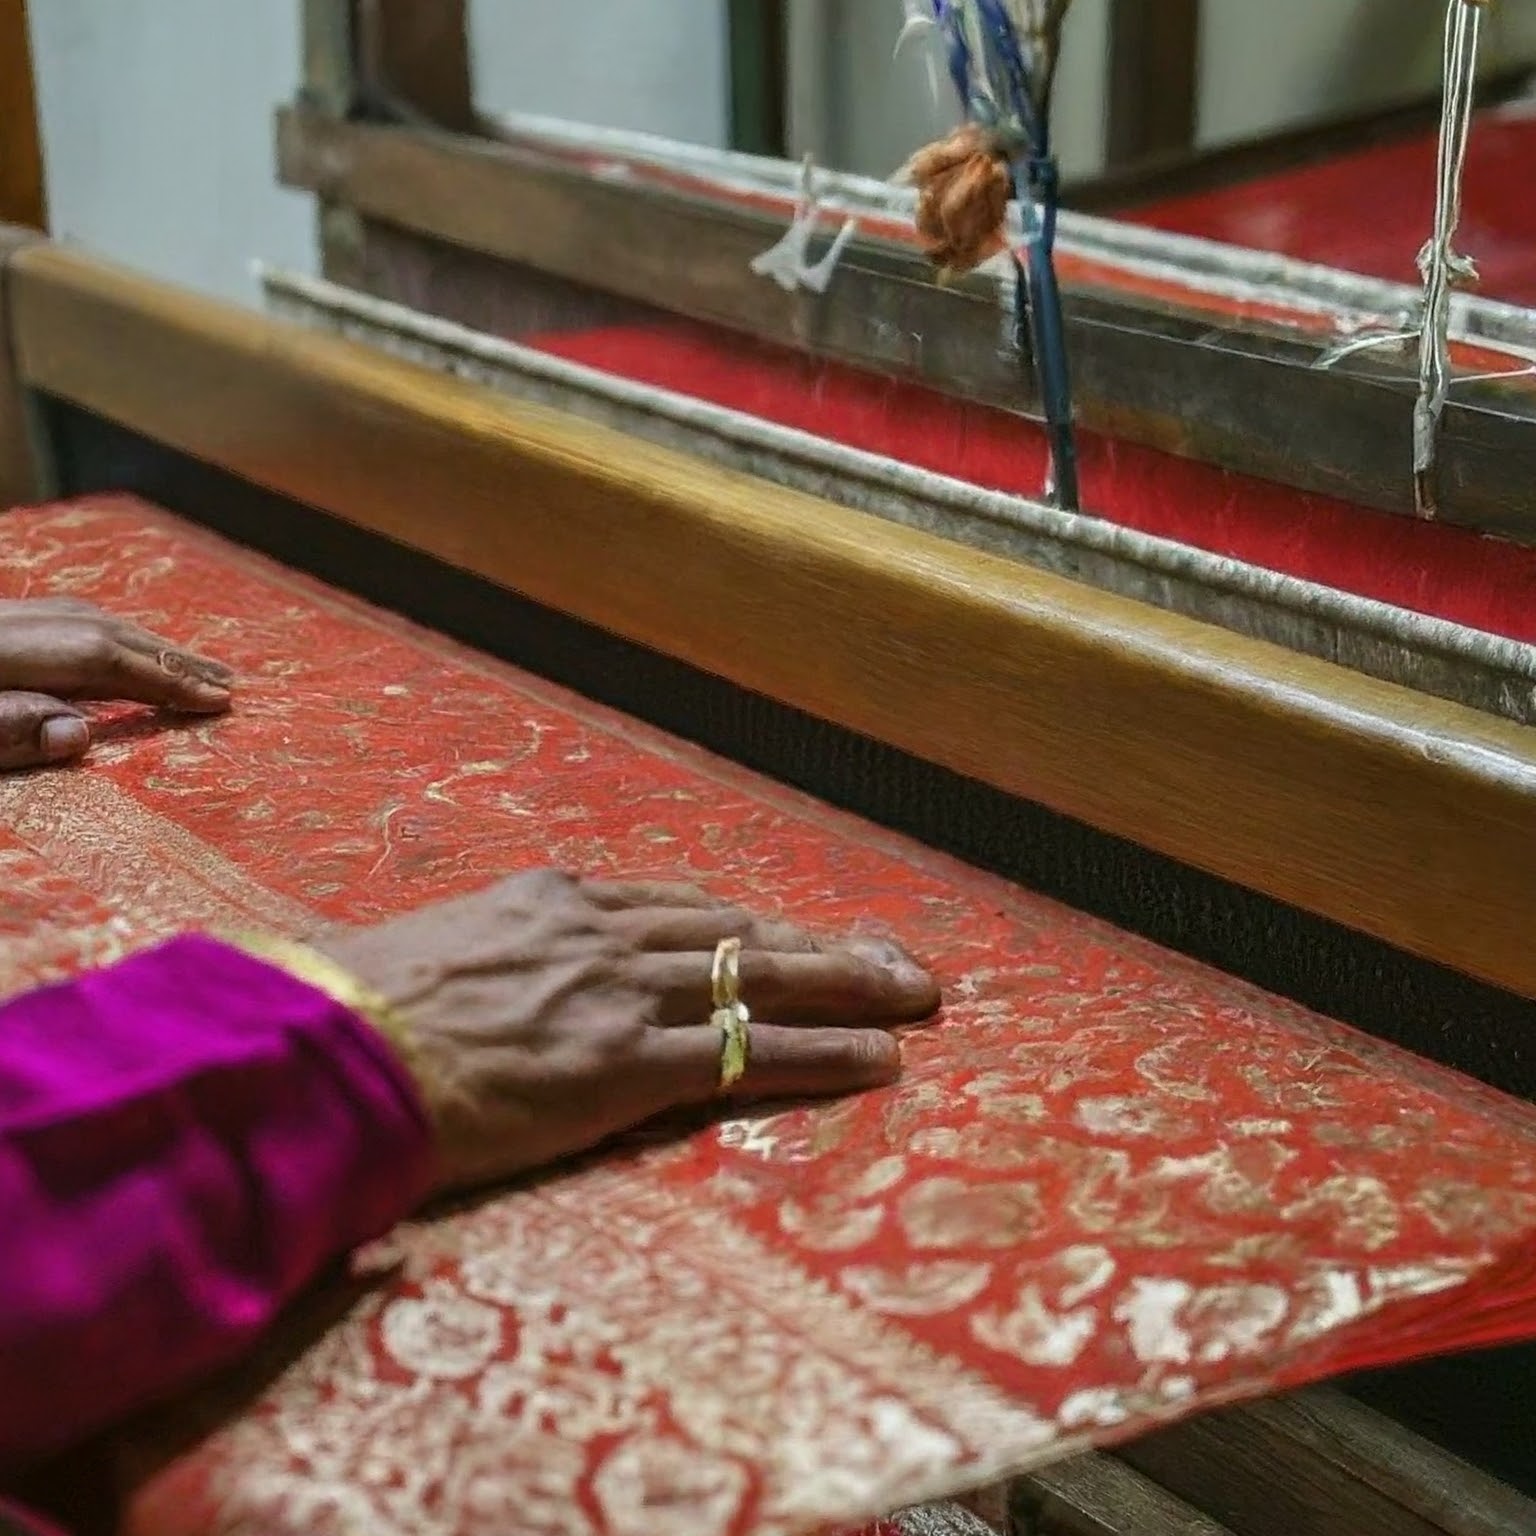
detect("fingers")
[580,876,940,1024]
[71,642,232,714]
[0,604,234,710]
[610,904,821,957]
[646,1020,903,1104]
[0,692,91,770]
[110,624,236,689]
[582,879,717,911]
[635,942,940,1027]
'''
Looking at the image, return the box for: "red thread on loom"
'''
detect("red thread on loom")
[904,124,1012,278]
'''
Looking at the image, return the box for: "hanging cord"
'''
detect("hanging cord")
[750,156,861,295]
[1414,0,1488,516]
[901,1,1080,510]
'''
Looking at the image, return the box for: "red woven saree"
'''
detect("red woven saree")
[4,497,1536,1536]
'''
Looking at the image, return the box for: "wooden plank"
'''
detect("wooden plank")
[0,222,44,506]
[0,0,46,231]
[1104,0,1200,170]
[15,242,1536,1001]
[271,108,1536,546]
[298,0,369,289]
[301,0,357,117]
[1118,1388,1536,1536]
[1013,1453,1232,1535]
[358,0,475,131]
[728,0,788,157]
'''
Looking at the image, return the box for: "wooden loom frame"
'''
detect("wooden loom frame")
[0,22,1528,1536]
[280,0,1536,544]
[6,230,1536,1008]
[3,229,1536,1536]
[4,28,1536,1536]
[0,0,46,236]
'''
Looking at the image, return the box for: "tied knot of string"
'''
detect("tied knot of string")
[1306,0,1489,518]
[905,124,1014,278]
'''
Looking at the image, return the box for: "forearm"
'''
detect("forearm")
[0,935,434,1468]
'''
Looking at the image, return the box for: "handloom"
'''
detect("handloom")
[5,228,1536,1534]
[6,494,1536,1536]
[266,107,1536,738]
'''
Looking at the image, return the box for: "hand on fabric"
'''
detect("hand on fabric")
[0,597,233,768]
[314,871,941,1193]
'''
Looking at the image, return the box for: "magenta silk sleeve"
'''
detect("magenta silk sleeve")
[0,934,436,1470]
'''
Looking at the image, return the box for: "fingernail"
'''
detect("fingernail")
[188,680,233,710]
[849,938,931,992]
[40,716,90,761]
[865,1034,904,1082]
[845,935,905,967]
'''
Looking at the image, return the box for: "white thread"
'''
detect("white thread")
[1413,0,1484,515]
[1450,363,1536,386]
[895,0,946,110]
[1311,329,1417,371]
[1304,1,1487,517]
[749,155,861,295]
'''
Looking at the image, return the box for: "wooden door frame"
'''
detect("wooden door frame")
[0,0,46,232]
[1104,0,1202,171]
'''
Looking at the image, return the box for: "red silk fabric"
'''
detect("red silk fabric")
[3,498,1536,1536]
[526,317,1536,645]
[1127,106,1536,307]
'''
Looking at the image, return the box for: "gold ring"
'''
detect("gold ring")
[711,936,750,1090]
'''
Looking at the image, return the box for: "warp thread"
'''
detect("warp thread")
[1300,0,1489,519]
[1413,0,1488,516]
[899,0,1080,510]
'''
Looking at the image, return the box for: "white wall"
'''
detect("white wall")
[27,0,316,305]
[1198,0,1536,148]
[26,0,728,307]
[469,1,728,148]
[792,0,1109,181]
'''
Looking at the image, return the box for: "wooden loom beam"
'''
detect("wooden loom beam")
[10,240,1536,1003]
[271,106,1536,545]
[298,0,475,287]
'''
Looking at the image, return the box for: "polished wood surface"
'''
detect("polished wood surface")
[0,0,46,231]
[11,241,1536,1000]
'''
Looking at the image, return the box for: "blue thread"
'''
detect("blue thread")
[929,1,1079,509]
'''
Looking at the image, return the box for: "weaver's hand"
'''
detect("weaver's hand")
[315,871,940,1193]
[0,598,233,768]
